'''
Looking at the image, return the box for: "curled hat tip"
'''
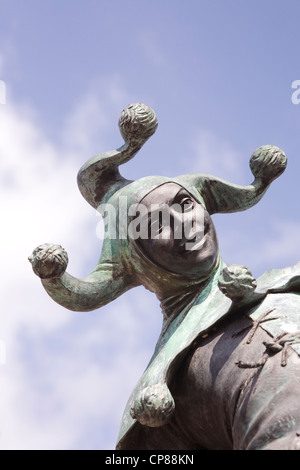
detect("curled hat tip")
[119,103,158,143]
[29,243,68,279]
[250,145,287,182]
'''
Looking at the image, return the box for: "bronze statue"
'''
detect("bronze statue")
[29,103,300,450]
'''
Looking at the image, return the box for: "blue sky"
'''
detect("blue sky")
[0,0,300,450]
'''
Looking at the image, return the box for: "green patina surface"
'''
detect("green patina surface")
[28,103,296,450]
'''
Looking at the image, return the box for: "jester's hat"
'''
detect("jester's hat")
[78,102,287,217]
[75,102,287,306]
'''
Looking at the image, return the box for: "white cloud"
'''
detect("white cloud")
[189,129,247,183]
[0,288,160,450]
[251,219,300,269]
[0,55,4,75]
[62,91,109,156]
[212,212,300,280]
[138,29,167,68]
[61,76,131,157]
[0,88,162,450]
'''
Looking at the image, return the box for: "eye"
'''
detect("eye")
[180,197,194,212]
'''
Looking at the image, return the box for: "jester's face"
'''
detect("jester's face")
[134,182,219,278]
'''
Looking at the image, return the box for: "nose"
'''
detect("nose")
[170,207,194,241]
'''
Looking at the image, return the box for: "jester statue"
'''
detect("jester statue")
[30,103,300,450]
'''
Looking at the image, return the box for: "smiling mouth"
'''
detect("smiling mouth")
[178,223,209,252]
[186,235,206,251]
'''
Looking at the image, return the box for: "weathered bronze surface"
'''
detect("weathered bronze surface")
[29,103,300,450]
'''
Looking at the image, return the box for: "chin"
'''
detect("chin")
[190,248,219,277]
